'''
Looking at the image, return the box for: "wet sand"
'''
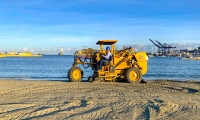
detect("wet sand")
[0,80,199,120]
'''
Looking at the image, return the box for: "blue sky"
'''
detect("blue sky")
[0,0,200,54]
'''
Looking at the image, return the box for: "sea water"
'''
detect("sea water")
[0,55,199,81]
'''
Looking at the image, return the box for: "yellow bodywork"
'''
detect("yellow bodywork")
[97,40,148,81]
[134,52,148,75]
[71,40,148,82]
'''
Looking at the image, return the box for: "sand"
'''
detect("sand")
[0,80,200,120]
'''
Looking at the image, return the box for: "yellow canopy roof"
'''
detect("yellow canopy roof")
[96,40,118,45]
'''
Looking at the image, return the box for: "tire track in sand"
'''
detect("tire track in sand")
[0,80,199,119]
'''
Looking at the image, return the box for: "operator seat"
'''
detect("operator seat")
[103,55,112,66]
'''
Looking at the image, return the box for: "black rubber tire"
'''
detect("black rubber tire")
[125,68,142,83]
[88,76,94,82]
[68,67,83,82]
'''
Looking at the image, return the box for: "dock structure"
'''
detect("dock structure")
[180,47,200,57]
[149,39,176,56]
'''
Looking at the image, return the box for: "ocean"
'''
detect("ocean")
[0,55,199,81]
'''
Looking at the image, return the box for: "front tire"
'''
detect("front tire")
[88,76,94,82]
[125,68,142,83]
[68,67,83,82]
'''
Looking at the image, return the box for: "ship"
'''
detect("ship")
[0,51,42,57]
[58,52,63,56]
[0,55,5,58]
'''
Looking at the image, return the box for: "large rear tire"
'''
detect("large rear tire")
[68,67,83,82]
[125,68,142,83]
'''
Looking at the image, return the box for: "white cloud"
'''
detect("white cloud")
[23,47,27,51]
[30,49,34,52]
[60,48,64,52]
[171,42,199,50]
[134,48,138,52]
[187,47,193,50]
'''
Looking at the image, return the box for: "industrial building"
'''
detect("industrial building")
[149,39,200,58]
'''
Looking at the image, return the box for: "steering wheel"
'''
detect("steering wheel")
[100,53,106,59]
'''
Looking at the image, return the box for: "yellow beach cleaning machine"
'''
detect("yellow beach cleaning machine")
[68,40,148,83]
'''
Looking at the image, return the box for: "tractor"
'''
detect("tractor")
[68,40,148,83]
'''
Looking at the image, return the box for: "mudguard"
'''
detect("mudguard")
[134,52,148,75]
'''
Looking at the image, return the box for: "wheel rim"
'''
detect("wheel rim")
[129,70,139,82]
[72,69,81,80]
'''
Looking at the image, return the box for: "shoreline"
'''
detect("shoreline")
[0,77,200,82]
[0,79,199,119]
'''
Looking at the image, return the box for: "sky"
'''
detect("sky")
[0,0,200,54]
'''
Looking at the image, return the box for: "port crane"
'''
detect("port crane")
[149,39,163,56]
[149,39,176,56]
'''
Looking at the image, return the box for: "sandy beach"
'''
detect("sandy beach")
[0,80,199,120]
